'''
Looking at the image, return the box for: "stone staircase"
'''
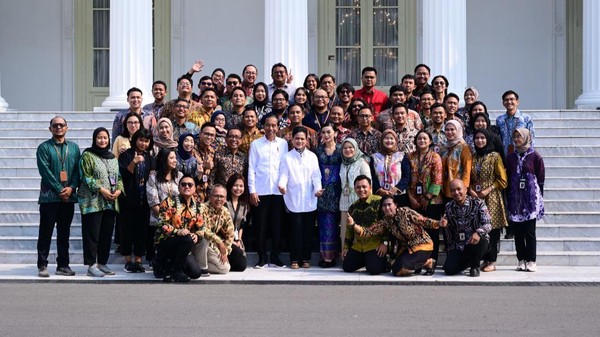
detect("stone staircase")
[0,110,599,266]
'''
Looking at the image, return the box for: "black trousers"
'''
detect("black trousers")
[37,202,75,268]
[483,228,502,262]
[229,244,247,272]
[119,205,150,257]
[81,210,116,266]
[342,248,387,275]
[254,195,284,260]
[511,219,537,262]
[443,238,490,275]
[157,235,201,279]
[417,204,444,261]
[391,250,432,275]
[289,211,315,262]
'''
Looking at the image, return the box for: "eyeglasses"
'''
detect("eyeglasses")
[126,121,140,125]
[202,132,216,138]
[179,82,191,87]
[211,195,226,199]
[314,96,328,100]
[180,182,195,188]
[273,98,286,102]
[433,81,446,85]
[200,81,213,86]
[227,135,241,139]
[175,105,188,109]
[339,90,351,95]
[358,114,372,119]
[226,81,239,86]
[51,123,66,129]
[351,105,363,109]
[244,71,257,76]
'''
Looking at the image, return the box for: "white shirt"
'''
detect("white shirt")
[278,149,322,213]
[248,135,288,196]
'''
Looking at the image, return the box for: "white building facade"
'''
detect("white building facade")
[0,0,597,111]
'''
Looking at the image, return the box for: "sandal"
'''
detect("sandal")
[290,262,299,269]
[423,259,436,276]
[301,261,311,268]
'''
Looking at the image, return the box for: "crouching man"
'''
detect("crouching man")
[442,179,491,277]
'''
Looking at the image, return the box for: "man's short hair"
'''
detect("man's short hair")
[354,174,372,186]
[320,73,336,83]
[179,174,196,186]
[336,82,355,95]
[201,122,216,132]
[177,76,193,88]
[50,116,67,126]
[226,73,242,83]
[502,90,519,100]
[243,107,258,117]
[127,87,143,97]
[211,184,227,195]
[174,97,190,107]
[271,88,289,101]
[430,102,446,112]
[391,103,408,114]
[389,85,408,96]
[401,74,415,82]
[271,62,287,74]
[444,92,460,103]
[242,64,257,75]
[201,88,217,98]
[361,66,377,75]
[152,80,167,91]
[227,127,243,137]
[414,64,431,74]
[419,90,434,99]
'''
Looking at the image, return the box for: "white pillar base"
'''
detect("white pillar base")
[575,92,600,109]
[575,0,600,109]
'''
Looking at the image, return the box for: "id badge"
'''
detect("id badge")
[508,144,515,154]
[109,175,117,187]
[415,182,423,196]
[343,186,350,196]
[475,184,482,192]
[234,229,239,241]
[434,146,440,153]
[519,179,526,190]
[202,174,209,183]
[459,233,466,241]
[59,170,68,185]
[384,183,391,191]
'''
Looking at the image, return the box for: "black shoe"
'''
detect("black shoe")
[270,256,285,268]
[171,270,190,282]
[124,262,136,273]
[200,269,210,277]
[134,262,146,273]
[423,259,436,276]
[414,268,422,275]
[469,267,480,277]
[504,233,514,240]
[319,260,336,268]
[114,245,122,254]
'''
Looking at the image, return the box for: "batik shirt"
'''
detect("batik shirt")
[444,196,491,252]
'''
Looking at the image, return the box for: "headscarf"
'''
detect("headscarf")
[464,87,480,103]
[473,129,494,157]
[154,117,178,149]
[444,120,464,148]
[469,112,491,132]
[253,82,269,107]
[210,110,226,124]
[341,138,366,165]
[379,129,398,156]
[514,127,532,154]
[84,127,115,159]
[177,133,194,160]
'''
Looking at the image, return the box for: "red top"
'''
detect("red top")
[354,87,389,116]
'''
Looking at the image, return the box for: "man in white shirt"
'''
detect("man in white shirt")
[248,115,289,268]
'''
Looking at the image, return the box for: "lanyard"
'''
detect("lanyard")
[52,142,69,170]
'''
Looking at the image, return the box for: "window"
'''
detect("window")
[92,0,109,88]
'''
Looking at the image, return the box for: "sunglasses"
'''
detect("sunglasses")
[180,182,195,188]
[200,81,213,86]
[51,123,66,129]
[226,81,239,86]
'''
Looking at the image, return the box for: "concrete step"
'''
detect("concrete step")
[534,119,600,128]
[501,237,600,252]
[487,109,600,119]
[0,188,40,199]
[0,111,116,121]
[0,211,82,224]
[0,177,41,188]
[542,156,600,166]
[0,236,84,250]
[535,127,600,136]
[496,251,600,266]
[534,136,600,146]
[537,224,600,237]
[539,212,600,224]
[0,136,93,148]
[543,200,600,212]
[536,146,600,156]
[545,166,600,176]
[545,177,600,189]
[0,223,81,236]
[0,168,46,177]
[544,188,600,200]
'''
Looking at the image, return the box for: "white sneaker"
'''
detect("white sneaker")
[526,261,537,272]
[517,260,526,271]
[87,264,105,277]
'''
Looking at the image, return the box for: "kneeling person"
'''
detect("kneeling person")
[442,179,492,277]
[343,175,387,275]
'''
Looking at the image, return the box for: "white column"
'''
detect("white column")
[421,0,467,97]
[0,69,8,112]
[575,0,600,109]
[99,0,153,110]
[264,0,308,86]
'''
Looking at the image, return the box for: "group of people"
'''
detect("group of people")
[35,61,545,281]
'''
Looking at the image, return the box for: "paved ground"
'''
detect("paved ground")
[0,283,599,337]
[1,263,600,285]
